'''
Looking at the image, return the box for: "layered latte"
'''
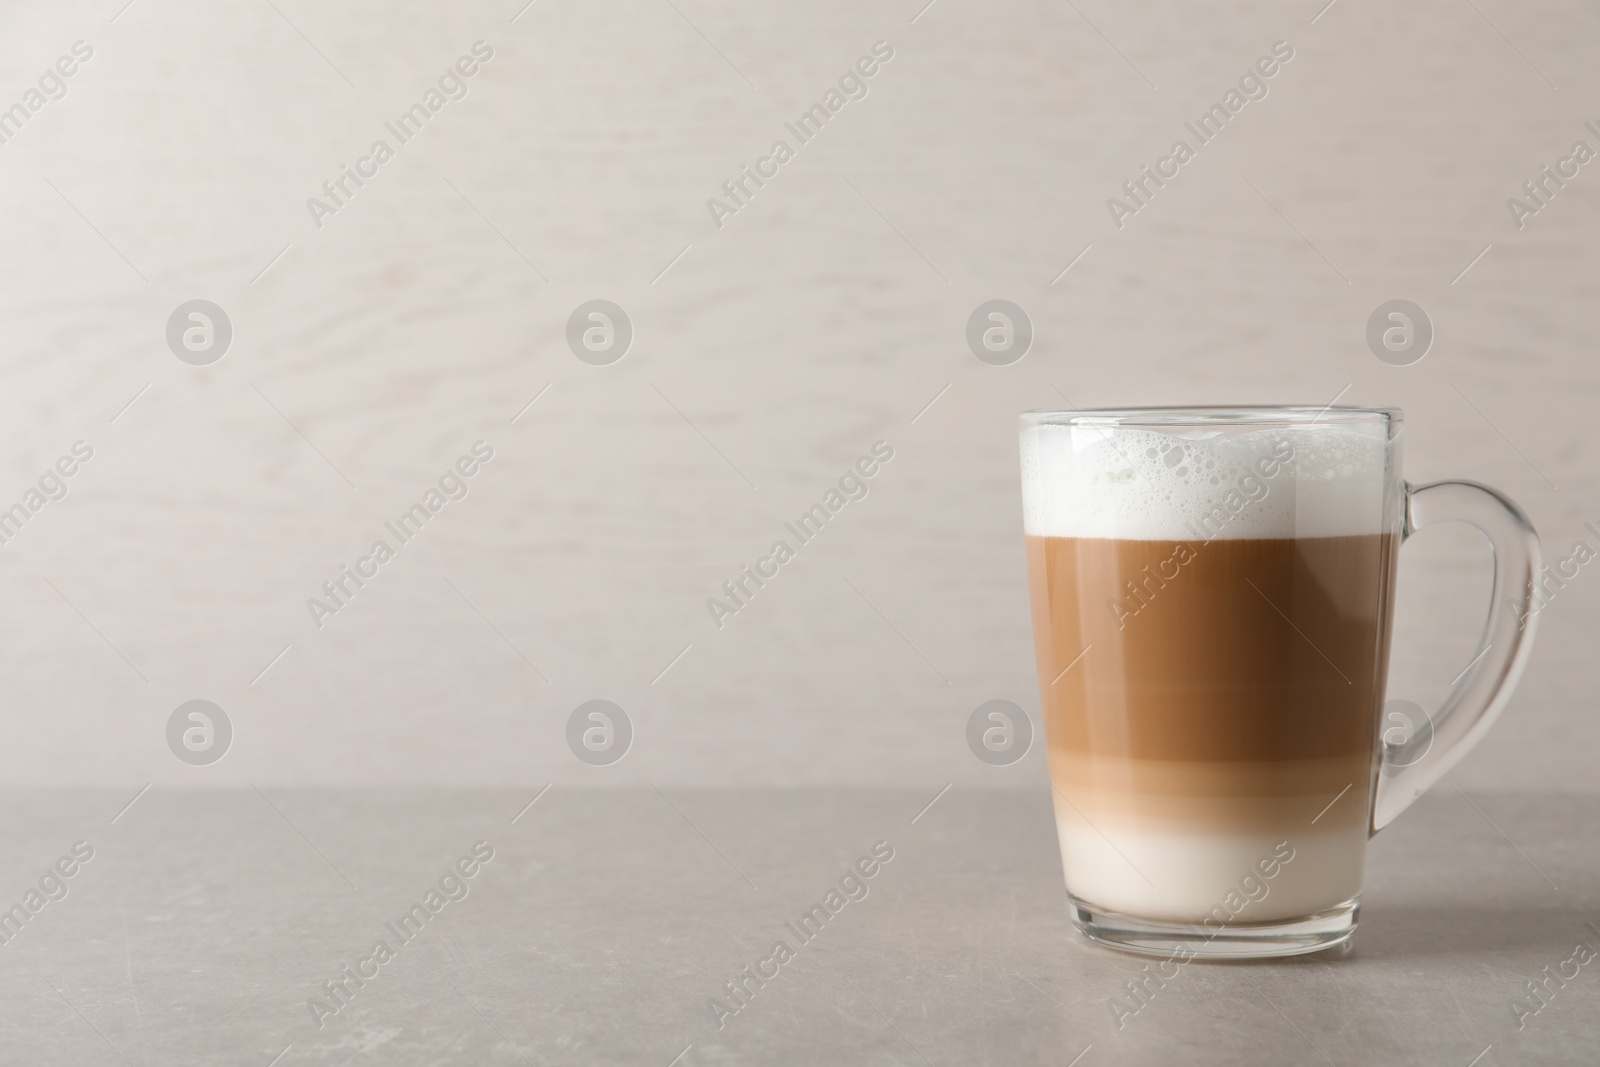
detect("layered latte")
[1021,419,1398,922]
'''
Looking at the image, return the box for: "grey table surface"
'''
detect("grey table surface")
[3,786,1595,1066]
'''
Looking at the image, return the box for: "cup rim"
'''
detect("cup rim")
[1019,404,1402,428]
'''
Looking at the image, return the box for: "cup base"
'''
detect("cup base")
[1069,895,1359,960]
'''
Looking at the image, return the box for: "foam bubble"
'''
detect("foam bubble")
[1020,422,1390,539]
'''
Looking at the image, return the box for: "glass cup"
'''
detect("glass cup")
[1018,406,1540,958]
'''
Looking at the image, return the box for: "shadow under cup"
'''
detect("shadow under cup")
[1020,407,1404,958]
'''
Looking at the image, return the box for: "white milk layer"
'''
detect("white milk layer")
[1054,818,1366,923]
[1020,421,1390,540]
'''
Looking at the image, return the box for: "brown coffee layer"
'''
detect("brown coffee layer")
[1027,534,1398,764]
[1047,750,1372,835]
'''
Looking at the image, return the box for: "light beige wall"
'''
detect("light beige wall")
[0,0,1594,789]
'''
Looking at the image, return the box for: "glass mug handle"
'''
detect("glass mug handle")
[1372,480,1542,832]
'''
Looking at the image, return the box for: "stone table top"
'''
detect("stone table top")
[2,787,1594,1065]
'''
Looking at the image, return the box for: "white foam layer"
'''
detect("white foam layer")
[1020,422,1389,540]
[1055,820,1366,923]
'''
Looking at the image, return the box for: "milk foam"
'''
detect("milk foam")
[1020,422,1390,540]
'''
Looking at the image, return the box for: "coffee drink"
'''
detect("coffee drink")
[1021,420,1399,922]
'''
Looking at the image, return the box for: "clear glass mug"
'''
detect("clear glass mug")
[1018,406,1540,958]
